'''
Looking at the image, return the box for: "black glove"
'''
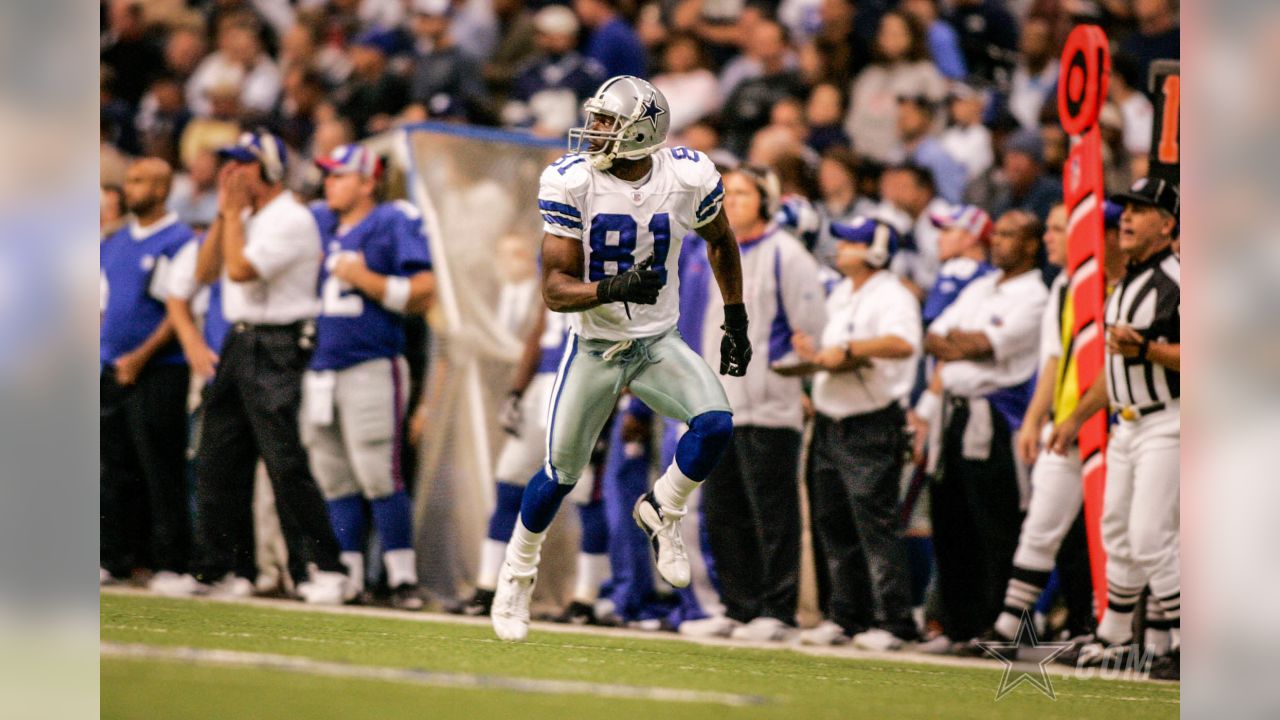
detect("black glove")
[719,302,751,376]
[597,256,662,306]
[498,390,522,436]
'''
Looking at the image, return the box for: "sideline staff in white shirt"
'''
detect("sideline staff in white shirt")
[180,131,347,603]
[917,209,1048,648]
[791,217,922,650]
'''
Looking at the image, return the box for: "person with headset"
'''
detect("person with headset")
[161,131,348,603]
[914,209,1048,653]
[789,216,923,651]
[676,164,826,642]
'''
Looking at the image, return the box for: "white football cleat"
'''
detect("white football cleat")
[491,562,537,642]
[799,620,851,646]
[730,617,795,642]
[298,570,345,605]
[678,616,741,638]
[632,492,690,588]
[149,572,210,597]
[852,628,905,652]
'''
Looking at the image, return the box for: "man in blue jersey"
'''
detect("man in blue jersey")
[100,157,195,587]
[303,144,436,610]
[502,5,607,137]
[922,204,995,327]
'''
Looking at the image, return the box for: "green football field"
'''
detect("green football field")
[101,591,1178,719]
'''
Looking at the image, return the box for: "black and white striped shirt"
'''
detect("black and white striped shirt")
[1105,247,1180,407]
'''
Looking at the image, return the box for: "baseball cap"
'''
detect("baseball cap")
[1110,176,1180,219]
[352,28,398,56]
[534,5,579,35]
[1102,200,1123,229]
[929,204,994,244]
[217,130,287,183]
[315,144,382,179]
[1003,128,1044,164]
[412,0,451,17]
[830,216,900,256]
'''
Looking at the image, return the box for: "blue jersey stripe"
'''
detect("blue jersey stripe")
[696,181,725,216]
[541,212,583,230]
[538,199,582,219]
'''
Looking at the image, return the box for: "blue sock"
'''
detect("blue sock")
[487,481,525,543]
[675,410,734,480]
[520,468,574,534]
[370,490,413,551]
[577,500,608,555]
[326,494,367,553]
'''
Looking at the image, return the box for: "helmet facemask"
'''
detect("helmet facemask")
[568,105,626,170]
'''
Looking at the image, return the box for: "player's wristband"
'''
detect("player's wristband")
[382,276,411,313]
[723,302,748,330]
[915,390,942,424]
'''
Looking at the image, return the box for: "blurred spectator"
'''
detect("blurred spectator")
[574,0,648,79]
[989,128,1062,221]
[168,149,220,230]
[502,5,607,136]
[1110,53,1155,160]
[652,33,722,135]
[164,25,209,80]
[482,0,540,96]
[922,204,994,326]
[1007,16,1059,130]
[880,163,951,301]
[186,14,283,118]
[777,0,825,45]
[812,147,878,265]
[450,0,501,61]
[844,9,946,164]
[684,166,826,642]
[902,0,968,80]
[948,0,1020,86]
[333,30,411,138]
[278,18,354,87]
[136,74,194,168]
[101,184,127,240]
[804,0,877,88]
[1120,0,1179,88]
[794,217,921,650]
[896,94,968,203]
[940,82,994,179]
[722,21,807,157]
[102,67,142,156]
[917,209,1047,652]
[719,11,796,101]
[804,83,851,155]
[101,0,164,108]
[270,66,326,151]
[406,0,494,124]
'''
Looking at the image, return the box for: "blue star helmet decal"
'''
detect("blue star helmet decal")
[638,94,665,128]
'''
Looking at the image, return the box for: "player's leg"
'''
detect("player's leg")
[1085,421,1147,661]
[1126,411,1181,653]
[301,367,366,601]
[336,357,423,609]
[494,336,620,640]
[990,445,1084,642]
[628,333,733,588]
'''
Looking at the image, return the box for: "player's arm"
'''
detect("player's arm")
[540,232,661,312]
[194,214,224,283]
[696,208,751,376]
[925,329,993,361]
[511,310,546,395]
[333,256,435,315]
[112,318,176,386]
[1016,355,1058,464]
[1046,372,1110,455]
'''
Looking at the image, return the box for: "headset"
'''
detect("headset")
[865,221,895,269]
[733,163,781,221]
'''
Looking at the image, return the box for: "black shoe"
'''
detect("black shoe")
[553,601,599,626]
[392,583,425,611]
[454,588,495,616]
[1150,648,1180,681]
[956,627,1017,659]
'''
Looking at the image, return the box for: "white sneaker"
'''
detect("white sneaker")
[100,568,114,586]
[917,634,954,654]
[799,620,851,646]
[853,628,905,652]
[149,572,210,597]
[730,617,795,642]
[491,562,537,642]
[678,616,741,638]
[298,570,345,605]
[632,492,690,588]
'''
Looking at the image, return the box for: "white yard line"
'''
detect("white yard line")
[101,587,1178,689]
[101,641,769,707]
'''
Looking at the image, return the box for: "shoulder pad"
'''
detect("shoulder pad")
[663,146,716,189]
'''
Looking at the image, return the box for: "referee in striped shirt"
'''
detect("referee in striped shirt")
[1050,177,1181,675]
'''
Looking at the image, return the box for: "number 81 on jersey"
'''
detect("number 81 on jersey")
[587,212,671,284]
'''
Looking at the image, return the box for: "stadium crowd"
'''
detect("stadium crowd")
[99,0,1180,678]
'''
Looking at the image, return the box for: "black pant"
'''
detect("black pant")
[101,363,192,576]
[702,426,801,624]
[191,325,342,584]
[930,398,1024,641]
[810,404,915,639]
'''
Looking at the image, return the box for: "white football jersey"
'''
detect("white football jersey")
[538,146,725,341]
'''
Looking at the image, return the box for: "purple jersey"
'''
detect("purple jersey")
[535,309,571,375]
[309,200,432,371]
[99,216,194,366]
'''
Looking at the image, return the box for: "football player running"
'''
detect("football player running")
[492,76,750,641]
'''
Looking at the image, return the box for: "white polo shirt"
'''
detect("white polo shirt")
[812,270,922,419]
[220,191,321,325]
[930,268,1048,398]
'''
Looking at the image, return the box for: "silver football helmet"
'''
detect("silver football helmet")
[568,76,670,170]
